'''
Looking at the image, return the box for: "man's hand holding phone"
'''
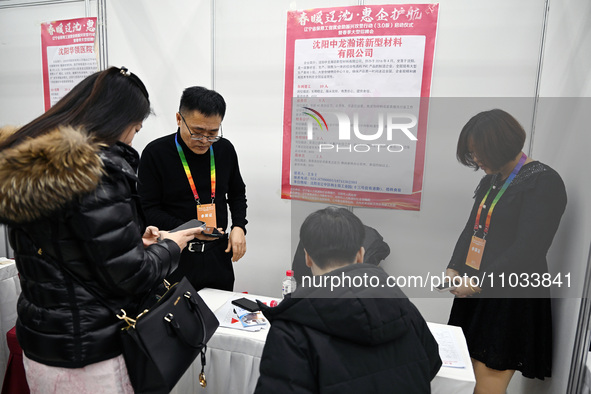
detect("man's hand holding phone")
[435,278,457,292]
[202,226,224,238]
[158,219,225,251]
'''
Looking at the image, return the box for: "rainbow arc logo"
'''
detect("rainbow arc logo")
[302,107,328,131]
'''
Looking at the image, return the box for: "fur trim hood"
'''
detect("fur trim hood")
[0,126,105,224]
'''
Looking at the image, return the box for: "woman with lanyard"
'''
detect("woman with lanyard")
[444,109,567,393]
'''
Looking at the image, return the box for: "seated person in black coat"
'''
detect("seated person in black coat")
[255,207,442,394]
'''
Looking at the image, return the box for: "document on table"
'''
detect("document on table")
[427,322,467,369]
[214,296,278,332]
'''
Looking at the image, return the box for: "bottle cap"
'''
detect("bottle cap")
[286,270,294,276]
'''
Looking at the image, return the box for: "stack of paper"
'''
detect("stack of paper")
[427,322,467,369]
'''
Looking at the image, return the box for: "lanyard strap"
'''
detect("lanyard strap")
[175,134,215,205]
[474,153,527,236]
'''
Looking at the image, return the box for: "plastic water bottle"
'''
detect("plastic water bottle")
[282,270,297,298]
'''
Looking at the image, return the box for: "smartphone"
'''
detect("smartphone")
[435,279,457,292]
[203,227,223,238]
[231,297,260,312]
[170,219,205,232]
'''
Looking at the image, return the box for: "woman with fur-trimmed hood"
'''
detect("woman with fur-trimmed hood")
[0,67,206,393]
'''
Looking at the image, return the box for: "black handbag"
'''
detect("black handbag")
[117,277,219,393]
[39,223,219,393]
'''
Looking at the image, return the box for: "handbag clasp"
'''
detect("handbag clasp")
[117,309,137,329]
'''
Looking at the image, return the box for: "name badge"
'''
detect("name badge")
[197,203,217,228]
[465,236,486,270]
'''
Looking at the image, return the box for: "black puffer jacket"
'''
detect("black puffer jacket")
[254,264,442,394]
[0,126,180,368]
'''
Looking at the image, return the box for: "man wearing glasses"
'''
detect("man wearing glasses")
[138,86,247,291]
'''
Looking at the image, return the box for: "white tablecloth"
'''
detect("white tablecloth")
[0,259,20,388]
[172,288,475,394]
[171,289,270,394]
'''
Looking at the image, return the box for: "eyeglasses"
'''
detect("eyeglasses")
[179,112,223,142]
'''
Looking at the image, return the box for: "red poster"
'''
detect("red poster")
[281,4,439,210]
[41,17,98,111]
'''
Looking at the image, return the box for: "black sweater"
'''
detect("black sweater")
[447,161,567,297]
[138,130,247,232]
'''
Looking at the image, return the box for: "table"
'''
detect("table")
[172,288,475,394]
[0,260,20,389]
[171,289,272,394]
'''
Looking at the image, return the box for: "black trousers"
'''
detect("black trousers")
[166,237,235,292]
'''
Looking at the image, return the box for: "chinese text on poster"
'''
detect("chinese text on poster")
[41,17,98,111]
[282,4,439,210]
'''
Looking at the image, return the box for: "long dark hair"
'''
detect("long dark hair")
[0,66,150,150]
